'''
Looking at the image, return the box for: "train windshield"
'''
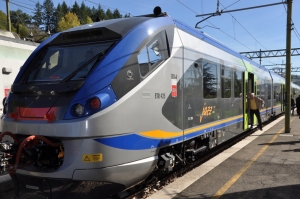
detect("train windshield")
[25,41,114,83]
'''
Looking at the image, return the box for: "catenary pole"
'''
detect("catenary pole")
[6,0,11,32]
[285,0,292,133]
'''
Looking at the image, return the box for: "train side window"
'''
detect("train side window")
[138,31,169,77]
[203,60,217,98]
[221,67,231,98]
[234,70,242,97]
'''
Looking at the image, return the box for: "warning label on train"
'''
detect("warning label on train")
[82,154,103,162]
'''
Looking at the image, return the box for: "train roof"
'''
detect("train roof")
[65,17,152,37]
[173,19,271,72]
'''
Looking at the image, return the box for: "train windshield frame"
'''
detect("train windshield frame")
[24,41,114,83]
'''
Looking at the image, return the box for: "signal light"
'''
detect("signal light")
[91,97,101,109]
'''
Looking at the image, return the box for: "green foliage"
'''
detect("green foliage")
[42,0,55,33]
[113,9,122,18]
[105,9,114,20]
[0,10,7,30]
[32,2,43,27]
[92,5,106,22]
[57,12,80,32]
[2,1,128,41]
[71,1,80,15]
[124,13,131,18]
[10,9,32,25]
[61,1,70,16]
[81,16,93,25]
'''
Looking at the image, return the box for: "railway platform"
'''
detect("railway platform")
[148,115,300,199]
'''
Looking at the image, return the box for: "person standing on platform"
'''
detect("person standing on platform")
[291,96,295,115]
[247,93,265,130]
[296,95,300,119]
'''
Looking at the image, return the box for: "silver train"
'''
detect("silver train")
[1,7,299,199]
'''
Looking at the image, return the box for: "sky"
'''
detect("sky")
[1,0,300,77]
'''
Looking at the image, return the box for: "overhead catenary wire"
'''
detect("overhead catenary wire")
[176,0,252,52]
[282,0,300,42]
[11,0,35,7]
[219,1,280,65]
[5,0,35,12]
[178,0,293,66]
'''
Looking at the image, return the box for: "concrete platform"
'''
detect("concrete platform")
[148,115,300,199]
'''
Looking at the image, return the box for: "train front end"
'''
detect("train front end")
[0,12,176,198]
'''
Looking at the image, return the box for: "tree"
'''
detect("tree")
[42,0,55,33]
[10,9,32,25]
[71,1,80,16]
[124,13,130,18]
[105,9,114,20]
[92,5,106,22]
[81,16,93,25]
[78,2,88,24]
[17,24,31,38]
[61,1,70,16]
[57,12,80,32]
[55,4,64,21]
[0,11,7,30]
[113,9,122,18]
[53,4,64,32]
[32,2,43,28]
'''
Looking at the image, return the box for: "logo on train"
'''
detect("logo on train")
[171,74,177,98]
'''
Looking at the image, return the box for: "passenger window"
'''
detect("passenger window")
[234,70,242,97]
[203,60,217,98]
[221,67,232,98]
[138,31,169,77]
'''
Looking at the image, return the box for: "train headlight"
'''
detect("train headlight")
[74,104,84,116]
[91,97,101,110]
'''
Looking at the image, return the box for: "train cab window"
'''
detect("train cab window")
[24,41,114,83]
[202,60,217,98]
[138,31,169,77]
[221,67,232,98]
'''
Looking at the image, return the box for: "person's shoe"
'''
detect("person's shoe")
[250,125,253,129]
[260,127,263,131]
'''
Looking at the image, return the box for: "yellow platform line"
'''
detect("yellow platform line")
[211,117,295,199]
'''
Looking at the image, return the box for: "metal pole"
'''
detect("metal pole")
[285,0,292,133]
[260,49,262,65]
[6,0,11,32]
[196,2,286,17]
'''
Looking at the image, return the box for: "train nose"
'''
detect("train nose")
[18,96,59,118]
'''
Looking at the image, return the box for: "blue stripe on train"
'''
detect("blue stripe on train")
[95,117,243,150]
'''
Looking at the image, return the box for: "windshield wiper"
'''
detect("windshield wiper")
[60,51,104,83]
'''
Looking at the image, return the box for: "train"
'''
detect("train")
[1,7,300,199]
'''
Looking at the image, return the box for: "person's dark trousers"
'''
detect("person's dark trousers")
[250,109,262,129]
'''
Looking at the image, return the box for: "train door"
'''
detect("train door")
[243,72,255,129]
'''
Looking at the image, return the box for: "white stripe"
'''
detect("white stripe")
[120,156,158,166]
